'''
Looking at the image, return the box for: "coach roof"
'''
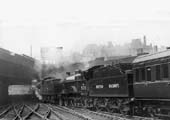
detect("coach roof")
[133,49,170,63]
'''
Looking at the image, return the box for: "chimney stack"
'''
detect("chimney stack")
[143,35,146,46]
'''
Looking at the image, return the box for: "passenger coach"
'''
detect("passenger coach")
[133,49,170,118]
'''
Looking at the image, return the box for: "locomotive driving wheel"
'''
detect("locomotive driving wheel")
[119,105,130,115]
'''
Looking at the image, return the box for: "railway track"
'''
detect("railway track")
[0,103,162,120]
[62,106,162,120]
[0,103,95,120]
[0,103,85,120]
[46,104,94,120]
[57,105,131,120]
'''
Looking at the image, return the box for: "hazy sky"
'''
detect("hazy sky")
[0,0,170,58]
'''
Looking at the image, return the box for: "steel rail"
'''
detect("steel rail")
[60,106,133,120]
[43,107,52,120]
[23,104,39,120]
[12,105,24,120]
[86,109,131,120]
[69,106,161,120]
[48,104,94,120]
[98,110,161,120]
[59,105,110,120]
[43,104,67,120]
[0,105,12,118]
[24,104,51,120]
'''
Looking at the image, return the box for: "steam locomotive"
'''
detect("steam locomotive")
[38,49,170,119]
[37,76,63,103]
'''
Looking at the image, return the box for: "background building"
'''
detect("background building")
[130,36,157,55]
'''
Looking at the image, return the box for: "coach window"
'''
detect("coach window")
[156,65,161,80]
[141,68,145,81]
[146,67,151,81]
[135,69,140,82]
[162,63,169,79]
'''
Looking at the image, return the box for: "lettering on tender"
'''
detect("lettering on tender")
[96,85,104,89]
[109,84,119,88]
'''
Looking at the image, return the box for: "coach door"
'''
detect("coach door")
[126,70,134,97]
